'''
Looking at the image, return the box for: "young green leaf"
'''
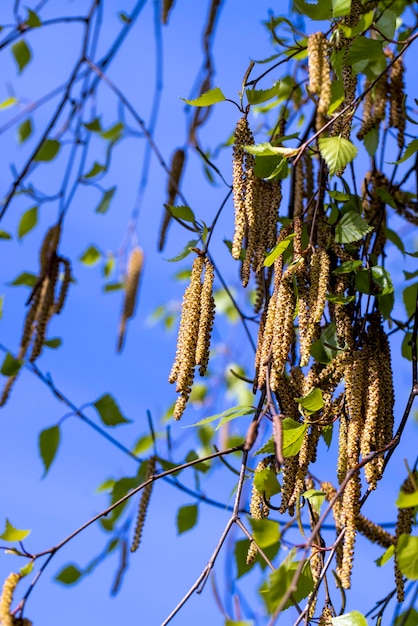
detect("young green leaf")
[166,205,195,223]
[79,245,101,266]
[17,118,33,144]
[335,211,373,244]
[11,39,32,73]
[9,272,37,287]
[246,82,281,105]
[44,338,62,349]
[34,139,61,162]
[176,504,198,534]
[331,611,368,626]
[254,419,308,458]
[302,490,326,516]
[344,37,383,73]
[0,518,31,542]
[295,388,324,414]
[293,0,332,20]
[396,490,418,509]
[0,353,22,377]
[25,8,42,27]
[249,519,280,549]
[0,230,12,240]
[264,234,295,267]
[83,161,106,179]
[363,127,379,158]
[187,405,255,429]
[93,394,131,426]
[83,117,102,132]
[396,534,418,579]
[95,187,116,214]
[254,468,281,498]
[393,139,418,164]
[39,425,60,476]
[318,136,358,176]
[394,609,418,626]
[18,206,38,240]
[55,564,83,585]
[166,239,199,262]
[332,0,352,18]
[182,87,226,106]
[225,620,254,626]
[20,561,34,577]
[375,544,394,567]
[0,97,17,110]
[100,122,124,142]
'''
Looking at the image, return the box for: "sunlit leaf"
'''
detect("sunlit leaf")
[255,419,308,458]
[55,564,83,585]
[264,234,295,267]
[11,39,32,73]
[167,205,195,222]
[94,394,131,426]
[375,9,396,41]
[182,87,226,106]
[166,239,198,262]
[20,561,34,577]
[295,388,324,414]
[254,468,281,498]
[332,0,351,18]
[344,37,383,73]
[246,82,281,104]
[0,518,31,542]
[293,0,332,20]
[303,489,325,516]
[249,519,280,549]
[375,544,394,567]
[100,122,124,142]
[393,139,418,164]
[95,187,116,214]
[176,504,198,534]
[25,8,42,27]
[397,534,418,579]
[335,211,373,244]
[39,426,60,476]
[396,490,418,509]
[79,245,101,266]
[18,206,38,240]
[331,611,368,626]
[9,272,37,287]
[187,405,255,430]
[318,136,357,176]
[0,97,17,110]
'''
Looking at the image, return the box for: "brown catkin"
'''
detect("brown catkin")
[389,55,406,148]
[54,257,72,315]
[357,75,388,140]
[117,246,144,352]
[246,540,258,565]
[162,0,176,23]
[195,258,215,376]
[394,474,416,601]
[39,224,61,276]
[0,572,20,626]
[339,469,361,589]
[319,606,335,625]
[30,256,60,363]
[356,514,395,548]
[131,456,156,552]
[158,149,186,251]
[269,269,297,389]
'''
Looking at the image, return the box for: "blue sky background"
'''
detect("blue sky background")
[0,1,417,625]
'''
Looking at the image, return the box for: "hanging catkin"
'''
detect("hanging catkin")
[117,246,144,352]
[131,456,156,553]
[0,573,21,626]
[158,149,186,251]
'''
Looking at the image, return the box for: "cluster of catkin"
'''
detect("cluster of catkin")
[0,572,32,626]
[117,246,144,352]
[231,116,282,288]
[0,223,71,406]
[169,254,215,420]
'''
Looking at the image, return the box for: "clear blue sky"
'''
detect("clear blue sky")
[0,2,417,625]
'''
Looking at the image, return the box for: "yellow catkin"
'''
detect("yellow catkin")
[131,456,156,553]
[319,606,335,625]
[158,149,185,251]
[169,255,204,420]
[270,270,297,390]
[293,161,304,218]
[249,457,272,520]
[246,540,258,565]
[297,271,311,367]
[279,455,299,515]
[394,475,416,601]
[307,33,324,96]
[362,171,387,257]
[317,38,331,131]
[356,514,395,548]
[232,116,254,261]
[339,469,361,589]
[195,258,215,376]
[117,247,144,352]
[0,572,20,626]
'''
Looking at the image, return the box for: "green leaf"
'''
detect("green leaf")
[0,97,17,110]
[187,405,255,430]
[182,87,226,107]
[386,227,405,254]
[93,394,131,426]
[363,127,379,158]
[303,489,326,516]
[356,267,394,297]
[246,82,281,105]
[376,188,396,209]
[55,564,83,585]
[83,117,102,132]
[318,136,358,176]
[25,8,42,27]
[263,558,313,613]
[100,122,124,142]
[321,423,333,448]
[225,620,254,626]
[103,282,123,292]
[293,0,332,20]
[335,211,373,244]
[83,161,106,179]
[375,544,394,567]
[11,39,32,73]
[403,284,417,317]
[375,10,396,41]
[396,490,418,509]
[9,272,37,287]
[332,0,351,18]
[34,139,61,162]
[264,234,295,267]
[254,468,281,498]
[344,37,383,73]
[20,561,34,577]
[166,239,199,262]
[244,143,298,158]
[255,419,308,458]
[295,388,324,414]
[39,425,60,476]
[0,230,12,240]
[394,139,418,164]
[95,187,116,214]
[176,504,198,534]
[397,534,418,579]
[326,293,355,305]
[249,519,280,549]
[328,80,345,115]
[0,353,22,377]
[0,518,31,542]
[18,206,38,240]
[167,205,195,223]
[235,539,255,579]
[331,611,368,626]
[132,434,154,456]
[79,245,101,266]
[17,118,33,144]
[394,609,418,626]
[44,337,62,349]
